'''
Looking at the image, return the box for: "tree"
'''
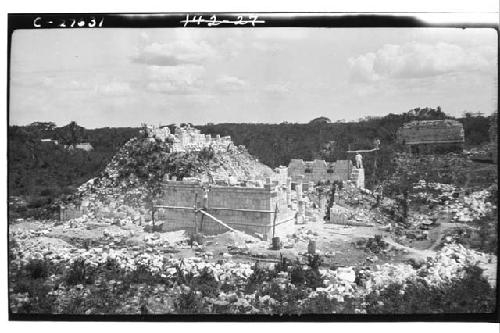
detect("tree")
[57,121,85,146]
[309,116,331,125]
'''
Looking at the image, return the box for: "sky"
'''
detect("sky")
[9,27,498,128]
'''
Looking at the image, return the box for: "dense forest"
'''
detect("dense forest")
[199,108,494,188]
[8,107,494,217]
[8,122,139,215]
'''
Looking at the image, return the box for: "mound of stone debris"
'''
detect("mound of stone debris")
[67,135,275,223]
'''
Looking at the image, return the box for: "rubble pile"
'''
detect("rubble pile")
[10,207,497,315]
[411,180,496,223]
[68,133,275,224]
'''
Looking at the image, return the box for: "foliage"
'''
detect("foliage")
[174,290,205,314]
[64,258,98,285]
[365,265,496,314]
[8,122,139,219]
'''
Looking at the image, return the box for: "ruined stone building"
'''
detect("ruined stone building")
[156,177,296,240]
[287,158,365,188]
[40,138,59,145]
[63,142,94,151]
[397,120,464,154]
[142,124,233,152]
[75,143,94,152]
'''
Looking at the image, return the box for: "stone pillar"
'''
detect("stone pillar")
[296,182,303,200]
[286,177,292,206]
[356,168,365,189]
[298,201,305,224]
[319,193,325,212]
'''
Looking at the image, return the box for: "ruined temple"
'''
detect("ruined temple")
[142,123,234,152]
[397,119,464,154]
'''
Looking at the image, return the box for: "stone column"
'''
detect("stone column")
[296,182,302,200]
[286,177,292,206]
[298,200,305,224]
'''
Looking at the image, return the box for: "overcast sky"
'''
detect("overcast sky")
[9,27,498,128]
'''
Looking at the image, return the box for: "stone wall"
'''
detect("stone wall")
[350,168,365,189]
[397,120,464,146]
[273,166,289,185]
[142,123,234,153]
[288,159,352,184]
[156,180,294,239]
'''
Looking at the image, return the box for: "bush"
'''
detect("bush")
[25,259,51,280]
[64,258,98,285]
[245,262,276,293]
[301,293,358,314]
[290,265,306,285]
[191,267,220,298]
[365,265,496,314]
[174,290,205,314]
[304,254,324,288]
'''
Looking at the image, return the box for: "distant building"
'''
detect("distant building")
[40,138,59,145]
[75,143,93,151]
[65,143,94,151]
[397,120,464,154]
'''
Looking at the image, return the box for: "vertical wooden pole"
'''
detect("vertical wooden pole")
[201,188,208,232]
[194,193,198,234]
[272,203,279,239]
[151,207,155,228]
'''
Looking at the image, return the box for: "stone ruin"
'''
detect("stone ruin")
[141,123,233,153]
[288,158,364,189]
[397,119,464,154]
[64,123,370,239]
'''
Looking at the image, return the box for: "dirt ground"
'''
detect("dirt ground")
[9,217,436,267]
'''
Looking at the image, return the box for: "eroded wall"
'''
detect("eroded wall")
[288,159,352,184]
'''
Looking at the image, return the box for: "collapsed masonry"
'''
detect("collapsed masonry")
[142,123,233,152]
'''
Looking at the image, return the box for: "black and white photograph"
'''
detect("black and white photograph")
[6,8,499,321]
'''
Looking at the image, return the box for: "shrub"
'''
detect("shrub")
[365,265,496,314]
[25,259,51,280]
[245,262,275,293]
[301,293,357,314]
[191,267,220,298]
[304,254,324,289]
[174,290,206,314]
[64,258,97,285]
[290,264,306,285]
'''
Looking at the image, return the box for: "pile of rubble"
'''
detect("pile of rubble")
[411,180,496,223]
[66,133,276,225]
[10,208,497,314]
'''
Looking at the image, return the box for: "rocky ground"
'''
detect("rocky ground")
[9,200,497,314]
